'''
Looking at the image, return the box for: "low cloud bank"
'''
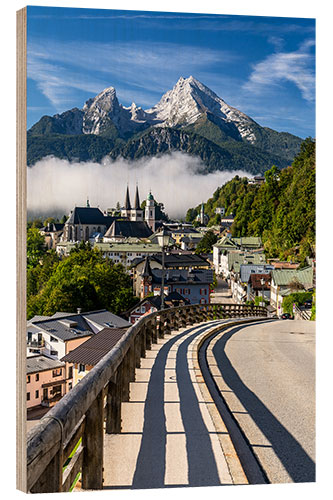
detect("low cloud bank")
[27,153,253,219]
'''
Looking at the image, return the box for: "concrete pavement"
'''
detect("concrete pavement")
[208,319,315,483]
[103,321,248,489]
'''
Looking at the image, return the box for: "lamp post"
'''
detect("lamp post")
[260,277,265,307]
[157,228,169,310]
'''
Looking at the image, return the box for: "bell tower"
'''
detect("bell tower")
[145,190,156,232]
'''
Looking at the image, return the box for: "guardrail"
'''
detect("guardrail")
[294,304,311,320]
[26,302,267,493]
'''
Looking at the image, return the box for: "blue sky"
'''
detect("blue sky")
[27,6,315,138]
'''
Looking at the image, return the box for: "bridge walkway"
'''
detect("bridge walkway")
[103,320,248,489]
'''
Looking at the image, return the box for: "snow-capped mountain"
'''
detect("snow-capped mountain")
[28,76,303,172]
[145,76,257,142]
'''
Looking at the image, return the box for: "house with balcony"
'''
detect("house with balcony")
[27,309,131,392]
[26,355,66,410]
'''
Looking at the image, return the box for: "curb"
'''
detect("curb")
[191,317,269,484]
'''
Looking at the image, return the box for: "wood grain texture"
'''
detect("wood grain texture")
[16,6,27,493]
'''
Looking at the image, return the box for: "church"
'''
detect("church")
[62,186,157,243]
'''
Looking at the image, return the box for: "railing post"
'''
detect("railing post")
[134,334,141,369]
[164,313,171,335]
[30,441,63,493]
[129,343,136,382]
[171,310,178,331]
[121,355,130,402]
[82,390,104,490]
[151,316,158,343]
[145,322,152,350]
[157,314,164,339]
[105,371,122,434]
[140,326,146,358]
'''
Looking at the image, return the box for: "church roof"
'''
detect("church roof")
[104,220,153,239]
[66,207,114,226]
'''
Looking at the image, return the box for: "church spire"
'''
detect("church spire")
[134,184,140,210]
[125,185,131,210]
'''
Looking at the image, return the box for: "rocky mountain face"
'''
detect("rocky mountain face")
[27,76,303,172]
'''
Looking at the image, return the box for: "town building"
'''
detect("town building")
[122,291,189,324]
[270,266,314,314]
[213,236,263,276]
[26,355,66,410]
[61,328,128,387]
[131,253,211,296]
[103,219,153,242]
[62,206,115,243]
[39,222,65,250]
[137,256,214,304]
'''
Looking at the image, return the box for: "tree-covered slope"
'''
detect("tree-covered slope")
[187,138,315,262]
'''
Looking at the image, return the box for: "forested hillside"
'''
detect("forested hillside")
[186,138,315,263]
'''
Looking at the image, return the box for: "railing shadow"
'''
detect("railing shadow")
[212,323,315,483]
[132,324,222,488]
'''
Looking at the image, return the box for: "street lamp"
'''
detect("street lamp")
[157,227,170,310]
[260,277,265,307]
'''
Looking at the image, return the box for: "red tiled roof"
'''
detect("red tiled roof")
[249,273,271,290]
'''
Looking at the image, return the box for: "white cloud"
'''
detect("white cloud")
[27,38,237,110]
[27,153,252,218]
[243,40,315,102]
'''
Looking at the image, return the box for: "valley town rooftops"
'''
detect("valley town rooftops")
[28,309,131,342]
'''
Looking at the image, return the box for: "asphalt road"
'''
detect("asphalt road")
[211,319,316,484]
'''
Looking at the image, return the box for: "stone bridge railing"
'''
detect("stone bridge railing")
[26,302,267,493]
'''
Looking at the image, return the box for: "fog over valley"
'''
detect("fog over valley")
[27,153,253,220]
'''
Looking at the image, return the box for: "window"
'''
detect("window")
[79,364,85,373]
[50,336,58,342]
[27,375,31,383]
[68,366,73,379]
[141,306,146,313]
[52,368,62,377]
[27,392,30,401]
[52,385,62,396]
[50,350,58,356]
[35,390,39,399]
[35,374,39,382]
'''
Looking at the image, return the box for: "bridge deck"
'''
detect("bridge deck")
[102,321,248,489]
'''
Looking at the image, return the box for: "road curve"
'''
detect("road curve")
[103,319,267,489]
[206,319,315,484]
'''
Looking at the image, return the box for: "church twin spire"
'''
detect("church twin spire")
[124,184,141,211]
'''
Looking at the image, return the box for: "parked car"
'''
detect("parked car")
[281,313,294,320]
[303,299,313,309]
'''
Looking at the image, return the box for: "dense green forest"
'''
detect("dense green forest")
[27,237,138,320]
[186,138,315,263]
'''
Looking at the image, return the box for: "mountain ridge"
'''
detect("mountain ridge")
[27,76,304,172]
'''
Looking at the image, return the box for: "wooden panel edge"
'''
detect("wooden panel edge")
[16,6,27,494]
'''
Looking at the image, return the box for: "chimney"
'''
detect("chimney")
[77,308,82,314]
